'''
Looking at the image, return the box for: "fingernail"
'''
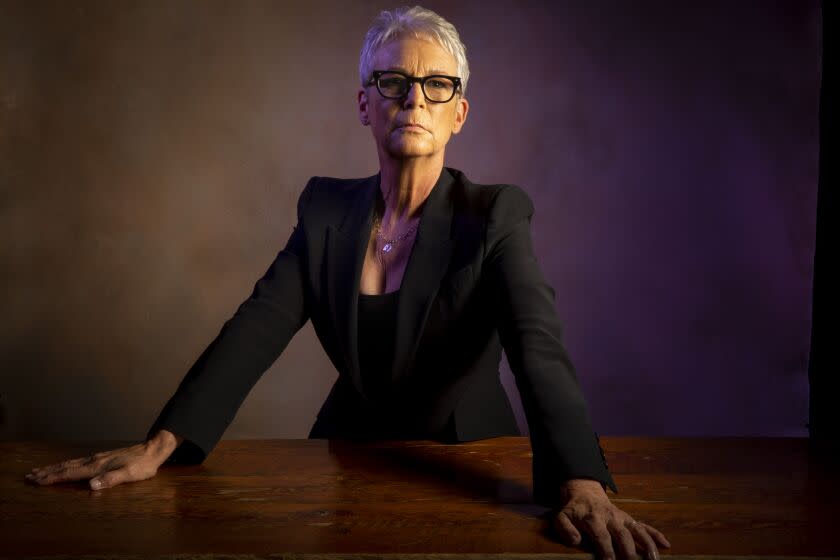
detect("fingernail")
[90,479,102,489]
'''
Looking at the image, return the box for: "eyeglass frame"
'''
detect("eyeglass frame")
[366,69,463,103]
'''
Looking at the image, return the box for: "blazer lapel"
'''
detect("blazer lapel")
[324,167,457,404]
[325,173,379,403]
[390,168,456,387]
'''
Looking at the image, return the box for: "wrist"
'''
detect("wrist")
[560,478,607,498]
[147,429,183,458]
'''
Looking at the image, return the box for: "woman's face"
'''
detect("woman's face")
[358,36,469,161]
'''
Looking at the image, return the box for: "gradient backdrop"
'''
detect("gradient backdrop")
[0,0,821,444]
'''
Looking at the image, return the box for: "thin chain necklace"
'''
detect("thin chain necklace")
[374,214,417,253]
[374,185,418,255]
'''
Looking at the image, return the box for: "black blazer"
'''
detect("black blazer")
[146,166,619,507]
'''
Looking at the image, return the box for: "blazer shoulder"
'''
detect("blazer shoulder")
[448,169,534,224]
[487,183,534,225]
[304,175,373,203]
[297,174,374,217]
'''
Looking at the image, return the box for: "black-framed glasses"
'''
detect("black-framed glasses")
[366,70,462,103]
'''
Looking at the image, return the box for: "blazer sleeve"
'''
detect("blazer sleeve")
[484,184,619,508]
[145,176,318,464]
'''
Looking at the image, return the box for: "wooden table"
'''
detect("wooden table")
[2,437,838,559]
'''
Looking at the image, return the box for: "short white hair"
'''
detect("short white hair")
[359,5,470,97]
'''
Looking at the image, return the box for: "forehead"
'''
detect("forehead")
[372,36,457,75]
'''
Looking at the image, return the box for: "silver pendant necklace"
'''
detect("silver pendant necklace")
[374,216,417,253]
[374,184,418,256]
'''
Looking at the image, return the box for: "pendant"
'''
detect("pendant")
[382,243,393,253]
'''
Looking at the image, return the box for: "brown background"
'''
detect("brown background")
[0,0,821,444]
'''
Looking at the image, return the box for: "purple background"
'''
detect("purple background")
[0,0,821,442]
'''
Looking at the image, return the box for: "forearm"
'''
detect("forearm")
[485,185,618,500]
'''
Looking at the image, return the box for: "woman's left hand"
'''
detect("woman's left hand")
[550,478,671,560]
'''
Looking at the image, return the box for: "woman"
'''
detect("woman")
[25,6,670,559]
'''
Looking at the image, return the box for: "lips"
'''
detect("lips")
[396,123,426,131]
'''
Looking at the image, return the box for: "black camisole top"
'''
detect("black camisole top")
[356,288,457,441]
[357,289,400,402]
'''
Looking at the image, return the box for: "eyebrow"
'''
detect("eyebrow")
[386,66,452,75]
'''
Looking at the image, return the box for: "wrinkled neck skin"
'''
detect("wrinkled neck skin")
[375,150,444,235]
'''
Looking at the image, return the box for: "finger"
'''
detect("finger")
[611,522,639,560]
[578,516,616,560]
[28,462,86,484]
[28,455,103,480]
[30,459,77,476]
[628,521,660,560]
[638,522,672,549]
[28,462,101,485]
[90,464,156,490]
[30,454,100,476]
[554,510,582,546]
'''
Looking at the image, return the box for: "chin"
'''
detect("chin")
[387,141,434,158]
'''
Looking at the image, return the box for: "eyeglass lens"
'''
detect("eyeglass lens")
[377,72,457,102]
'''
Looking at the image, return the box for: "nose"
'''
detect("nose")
[401,81,426,108]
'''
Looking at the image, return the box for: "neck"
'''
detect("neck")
[378,153,444,232]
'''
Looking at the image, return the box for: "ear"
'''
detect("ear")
[358,88,370,126]
[451,96,469,135]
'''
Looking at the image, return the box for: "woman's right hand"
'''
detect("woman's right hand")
[24,429,185,491]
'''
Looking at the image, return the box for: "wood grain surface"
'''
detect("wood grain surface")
[2,437,838,558]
